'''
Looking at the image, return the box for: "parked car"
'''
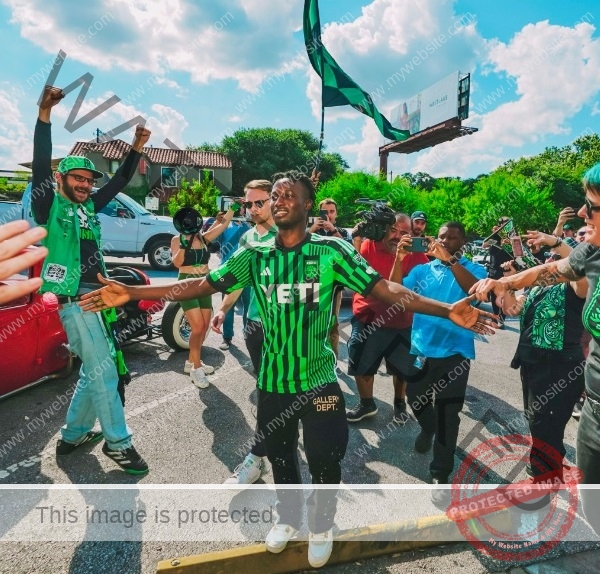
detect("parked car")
[0,251,72,399]
[0,251,166,400]
[0,184,179,271]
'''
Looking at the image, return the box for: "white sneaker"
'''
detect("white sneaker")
[200,362,215,374]
[224,454,265,485]
[190,367,209,389]
[308,528,333,568]
[219,339,231,350]
[185,361,214,375]
[265,523,298,554]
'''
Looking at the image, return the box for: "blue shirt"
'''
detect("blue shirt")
[220,221,251,263]
[403,257,487,360]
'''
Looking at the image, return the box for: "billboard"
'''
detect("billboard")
[390,72,460,136]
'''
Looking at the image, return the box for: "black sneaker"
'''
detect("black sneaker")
[393,400,408,425]
[346,403,378,422]
[414,430,435,453]
[56,431,103,456]
[102,442,149,475]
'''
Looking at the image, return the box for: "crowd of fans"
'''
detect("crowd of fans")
[2,84,598,569]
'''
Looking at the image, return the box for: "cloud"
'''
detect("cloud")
[0,91,33,170]
[407,18,600,176]
[49,94,189,149]
[329,9,600,178]
[305,0,483,122]
[3,0,305,92]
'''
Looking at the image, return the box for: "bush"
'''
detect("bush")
[167,171,221,217]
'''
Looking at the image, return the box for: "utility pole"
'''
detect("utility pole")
[94,128,104,143]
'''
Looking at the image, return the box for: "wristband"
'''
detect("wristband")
[551,236,562,248]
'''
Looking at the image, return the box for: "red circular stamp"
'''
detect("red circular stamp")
[445,434,582,562]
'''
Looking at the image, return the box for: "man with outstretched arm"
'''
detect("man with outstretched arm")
[33,85,151,475]
[81,172,496,568]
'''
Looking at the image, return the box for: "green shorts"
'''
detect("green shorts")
[177,272,213,311]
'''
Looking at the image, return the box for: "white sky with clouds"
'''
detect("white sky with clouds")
[0,0,598,179]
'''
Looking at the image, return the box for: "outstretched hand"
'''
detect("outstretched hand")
[448,295,498,334]
[79,274,130,312]
[468,278,507,302]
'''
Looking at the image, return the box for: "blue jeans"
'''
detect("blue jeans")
[58,303,132,450]
[222,287,251,340]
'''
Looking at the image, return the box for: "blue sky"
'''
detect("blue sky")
[0,0,598,179]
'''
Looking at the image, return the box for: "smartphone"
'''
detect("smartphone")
[405,237,430,253]
[510,237,524,257]
[219,196,241,216]
[319,209,328,220]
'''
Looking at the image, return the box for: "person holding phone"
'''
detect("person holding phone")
[170,203,239,388]
[398,222,488,505]
[308,198,351,242]
[346,213,429,424]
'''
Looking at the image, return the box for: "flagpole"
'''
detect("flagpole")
[315,105,325,171]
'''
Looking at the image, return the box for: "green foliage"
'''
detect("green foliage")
[192,127,349,194]
[462,171,556,235]
[167,171,221,217]
[0,178,27,200]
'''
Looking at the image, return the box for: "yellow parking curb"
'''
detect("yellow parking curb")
[156,509,511,573]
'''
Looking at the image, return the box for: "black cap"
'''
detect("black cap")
[173,207,203,235]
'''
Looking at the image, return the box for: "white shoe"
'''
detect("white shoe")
[184,360,193,374]
[265,523,298,554]
[224,454,265,485]
[308,528,333,568]
[219,339,231,350]
[190,367,209,389]
[200,362,215,374]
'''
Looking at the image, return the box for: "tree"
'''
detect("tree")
[192,128,348,195]
[462,171,556,236]
[167,171,221,217]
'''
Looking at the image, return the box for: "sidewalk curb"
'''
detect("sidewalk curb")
[156,509,511,573]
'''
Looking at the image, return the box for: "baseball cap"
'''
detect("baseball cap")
[411,211,427,222]
[57,156,104,179]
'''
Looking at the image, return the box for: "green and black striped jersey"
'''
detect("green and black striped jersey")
[207,233,381,393]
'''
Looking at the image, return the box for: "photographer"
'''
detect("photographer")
[308,198,351,242]
[346,212,429,424]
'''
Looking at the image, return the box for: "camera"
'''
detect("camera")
[352,198,396,241]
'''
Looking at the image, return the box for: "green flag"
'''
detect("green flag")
[303,0,409,142]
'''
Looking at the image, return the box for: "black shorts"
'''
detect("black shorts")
[347,317,415,378]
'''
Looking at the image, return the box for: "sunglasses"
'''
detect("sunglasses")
[241,199,267,209]
[68,173,96,186]
[585,198,600,219]
[578,231,587,237]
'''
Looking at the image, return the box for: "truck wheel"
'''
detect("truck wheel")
[147,239,174,271]
[161,302,190,351]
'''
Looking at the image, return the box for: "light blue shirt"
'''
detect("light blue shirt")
[403,257,487,360]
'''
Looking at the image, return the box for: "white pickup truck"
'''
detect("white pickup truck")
[0,184,178,270]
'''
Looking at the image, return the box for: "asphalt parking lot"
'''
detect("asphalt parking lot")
[0,257,598,573]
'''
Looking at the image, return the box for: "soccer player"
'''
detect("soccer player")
[80,172,496,568]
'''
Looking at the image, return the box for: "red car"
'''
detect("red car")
[0,249,71,399]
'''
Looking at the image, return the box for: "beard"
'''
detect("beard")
[61,179,90,203]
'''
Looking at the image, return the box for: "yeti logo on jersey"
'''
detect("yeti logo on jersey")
[260,282,320,304]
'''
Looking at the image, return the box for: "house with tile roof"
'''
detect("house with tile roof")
[65,139,233,201]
